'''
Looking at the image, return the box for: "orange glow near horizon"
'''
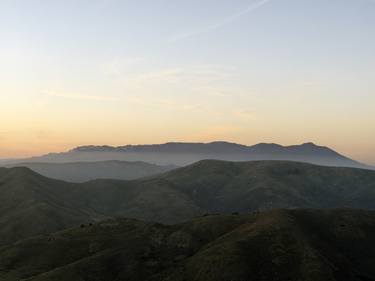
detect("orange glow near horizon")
[1,0,374,164]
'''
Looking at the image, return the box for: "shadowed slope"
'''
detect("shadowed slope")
[75,160,375,223]
[0,168,102,245]
[4,161,176,182]
[0,209,375,281]
[1,160,375,245]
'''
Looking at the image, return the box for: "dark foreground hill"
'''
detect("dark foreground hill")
[1,209,375,281]
[5,141,371,169]
[4,161,176,182]
[1,160,375,246]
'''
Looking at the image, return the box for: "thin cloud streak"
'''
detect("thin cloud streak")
[43,92,119,101]
[169,0,272,42]
[120,65,234,90]
[127,95,202,111]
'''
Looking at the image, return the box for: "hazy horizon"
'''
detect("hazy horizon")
[1,2,375,278]
[1,0,374,164]
[1,140,374,167]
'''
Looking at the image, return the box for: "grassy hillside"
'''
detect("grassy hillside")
[0,209,375,281]
[1,160,375,245]
[76,160,375,223]
[0,168,102,245]
[4,161,176,182]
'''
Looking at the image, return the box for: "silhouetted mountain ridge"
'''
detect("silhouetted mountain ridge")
[71,141,338,155]
[6,141,369,169]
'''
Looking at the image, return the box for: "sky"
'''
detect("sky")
[0,0,374,164]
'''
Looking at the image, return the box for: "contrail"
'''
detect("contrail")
[169,0,272,42]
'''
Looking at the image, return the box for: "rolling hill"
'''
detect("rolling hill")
[3,141,371,169]
[0,167,102,245]
[4,161,176,182]
[1,160,375,246]
[75,160,375,223]
[0,209,374,281]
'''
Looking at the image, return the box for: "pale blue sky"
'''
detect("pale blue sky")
[0,0,374,164]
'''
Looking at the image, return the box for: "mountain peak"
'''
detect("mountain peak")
[8,141,367,169]
[71,145,116,152]
[300,142,321,148]
[301,142,317,146]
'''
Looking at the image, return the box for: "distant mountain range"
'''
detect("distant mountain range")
[1,209,375,281]
[1,160,375,245]
[2,141,372,169]
[4,161,176,182]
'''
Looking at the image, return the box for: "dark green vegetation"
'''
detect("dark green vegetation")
[1,209,375,281]
[4,161,176,182]
[1,160,375,247]
[0,167,101,246]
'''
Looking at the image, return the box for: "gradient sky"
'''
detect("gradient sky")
[0,0,374,164]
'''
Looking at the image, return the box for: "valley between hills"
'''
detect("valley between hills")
[1,142,375,281]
